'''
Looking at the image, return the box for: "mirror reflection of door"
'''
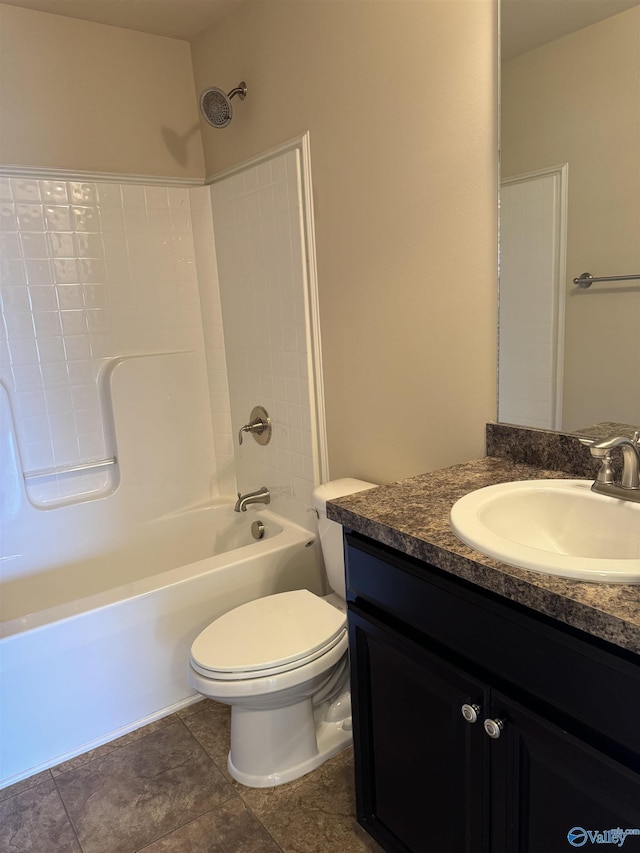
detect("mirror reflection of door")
[499,165,567,429]
[500,0,640,432]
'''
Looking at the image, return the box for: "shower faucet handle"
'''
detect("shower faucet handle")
[238,406,272,446]
[238,421,263,445]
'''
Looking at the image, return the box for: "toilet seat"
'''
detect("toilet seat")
[190,589,347,681]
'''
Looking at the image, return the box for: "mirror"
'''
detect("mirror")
[499,0,640,435]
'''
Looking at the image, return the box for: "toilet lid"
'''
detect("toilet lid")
[190,590,347,679]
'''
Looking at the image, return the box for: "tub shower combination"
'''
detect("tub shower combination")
[0,501,321,788]
[0,132,324,788]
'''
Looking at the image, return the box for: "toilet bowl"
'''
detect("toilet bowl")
[187,478,375,788]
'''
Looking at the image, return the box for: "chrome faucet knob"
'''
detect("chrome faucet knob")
[595,452,616,485]
[238,422,260,445]
[238,406,272,446]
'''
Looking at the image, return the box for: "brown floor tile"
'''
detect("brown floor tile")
[181,700,234,778]
[236,748,355,812]
[138,797,283,852]
[51,714,180,777]
[240,749,383,853]
[175,697,219,720]
[54,720,235,853]
[0,778,81,853]
[0,768,53,803]
[4,699,382,853]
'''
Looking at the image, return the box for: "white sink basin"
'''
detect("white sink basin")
[449,479,640,583]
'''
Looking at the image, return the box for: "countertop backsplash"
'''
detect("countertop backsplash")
[485,421,631,477]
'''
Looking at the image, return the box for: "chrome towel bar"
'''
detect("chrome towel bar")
[573,272,640,288]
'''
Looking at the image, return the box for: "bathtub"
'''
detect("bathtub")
[0,505,323,789]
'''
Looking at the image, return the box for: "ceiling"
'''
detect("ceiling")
[3,0,639,48]
[501,0,640,61]
[0,0,242,41]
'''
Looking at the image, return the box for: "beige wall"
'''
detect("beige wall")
[502,7,640,431]
[0,0,498,485]
[192,0,498,483]
[0,4,205,178]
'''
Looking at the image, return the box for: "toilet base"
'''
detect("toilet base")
[228,714,352,788]
[226,683,353,788]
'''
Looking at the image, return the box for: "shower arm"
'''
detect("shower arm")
[228,84,247,101]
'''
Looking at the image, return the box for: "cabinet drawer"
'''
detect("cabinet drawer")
[345,532,640,762]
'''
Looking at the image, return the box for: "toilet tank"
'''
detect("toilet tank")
[312,478,376,599]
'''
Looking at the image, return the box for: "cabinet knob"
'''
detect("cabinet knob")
[461,703,481,724]
[483,718,505,739]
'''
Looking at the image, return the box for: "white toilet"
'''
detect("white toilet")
[188,478,375,788]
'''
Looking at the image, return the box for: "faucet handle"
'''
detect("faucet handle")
[579,437,616,484]
[238,423,256,445]
[238,406,272,446]
[579,437,609,459]
[594,452,616,485]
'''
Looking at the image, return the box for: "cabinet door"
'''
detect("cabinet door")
[490,690,640,853]
[349,607,490,853]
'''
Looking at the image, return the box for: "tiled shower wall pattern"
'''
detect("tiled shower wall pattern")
[0,176,224,506]
[211,150,317,530]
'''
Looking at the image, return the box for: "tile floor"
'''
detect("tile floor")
[0,699,384,853]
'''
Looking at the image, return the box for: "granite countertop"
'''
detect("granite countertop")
[327,456,640,656]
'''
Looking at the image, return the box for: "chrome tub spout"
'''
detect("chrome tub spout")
[234,486,271,512]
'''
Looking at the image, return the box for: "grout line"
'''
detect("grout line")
[50,773,85,853]
[132,793,241,853]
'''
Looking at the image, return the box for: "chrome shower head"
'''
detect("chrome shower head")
[199,81,247,129]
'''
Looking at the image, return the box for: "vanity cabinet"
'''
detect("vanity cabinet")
[345,533,640,853]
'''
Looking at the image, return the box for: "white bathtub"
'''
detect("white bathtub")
[0,505,323,789]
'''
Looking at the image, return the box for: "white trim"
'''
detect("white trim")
[299,135,330,485]
[204,134,309,186]
[553,165,568,432]
[501,163,568,188]
[0,164,203,187]
[500,163,568,431]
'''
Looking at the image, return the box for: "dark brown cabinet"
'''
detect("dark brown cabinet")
[346,533,640,853]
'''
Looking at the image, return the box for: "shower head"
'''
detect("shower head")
[199,81,247,129]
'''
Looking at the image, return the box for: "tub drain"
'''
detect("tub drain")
[251,520,265,540]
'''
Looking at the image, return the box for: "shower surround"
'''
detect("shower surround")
[0,140,325,786]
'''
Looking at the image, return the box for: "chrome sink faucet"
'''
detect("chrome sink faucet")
[234,486,270,513]
[580,432,640,503]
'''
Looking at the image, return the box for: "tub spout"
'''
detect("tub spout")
[234,486,270,512]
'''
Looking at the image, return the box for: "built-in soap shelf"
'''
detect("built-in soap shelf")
[2,349,212,513]
[22,456,117,481]
[0,364,119,508]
